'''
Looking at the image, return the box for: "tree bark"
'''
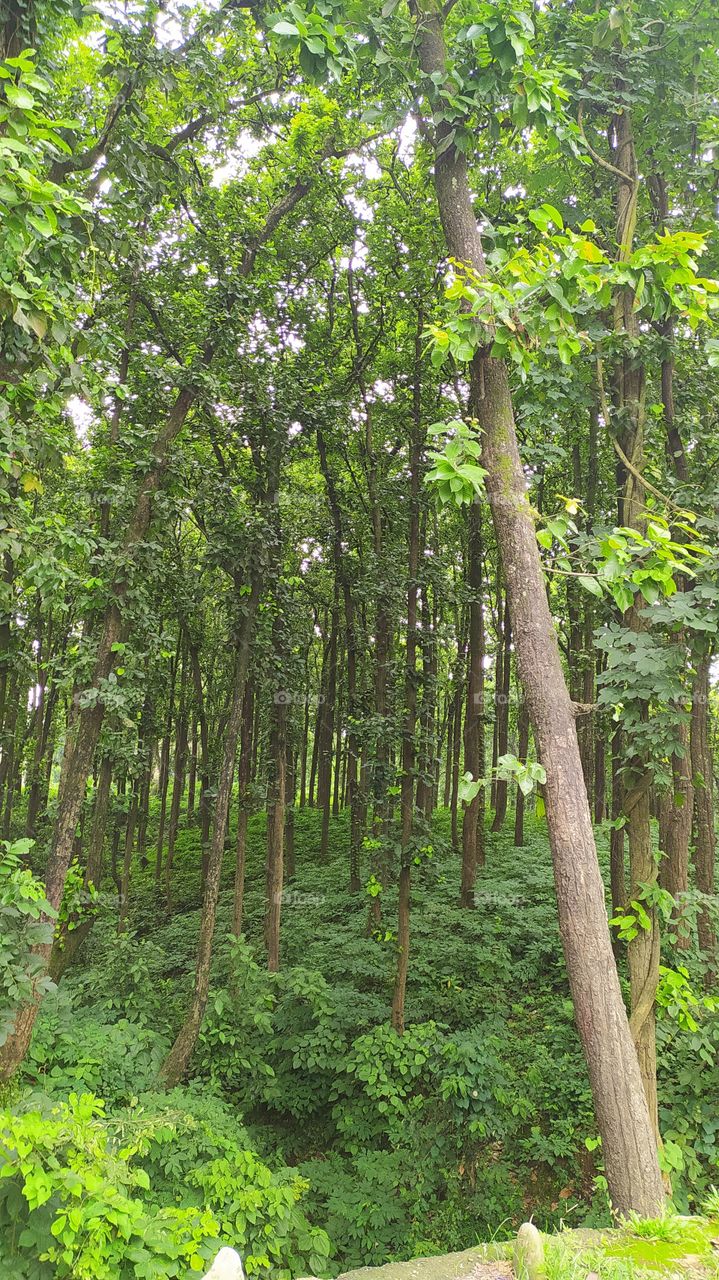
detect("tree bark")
[232,683,253,938]
[491,595,511,831]
[160,578,260,1086]
[265,650,286,973]
[691,653,716,962]
[409,0,664,1216]
[514,697,530,848]
[391,315,424,1031]
[164,650,189,912]
[461,502,485,904]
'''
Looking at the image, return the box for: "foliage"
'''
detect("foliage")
[0,840,55,1048]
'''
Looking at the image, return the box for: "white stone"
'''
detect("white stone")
[514,1223,545,1280]
[203,1247,245,1280]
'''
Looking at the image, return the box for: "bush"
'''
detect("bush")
[0,839,55,1048]
[0,1089,333,1280]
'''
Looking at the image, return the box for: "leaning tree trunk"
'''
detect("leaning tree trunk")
[409,0,664,1217]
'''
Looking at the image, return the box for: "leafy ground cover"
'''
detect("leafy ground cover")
[1,807,718,1278]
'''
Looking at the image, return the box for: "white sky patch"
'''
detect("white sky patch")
[27,682,43,712]
[67,396,94,447]
[372,379,393,401]
[211,130,268,187]
[346,192,374,223]
[339,239,369,271]
[398,114,417,167]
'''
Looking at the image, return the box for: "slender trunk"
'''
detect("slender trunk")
[308,679,322,807]
[514,698,530,848]
[658,717,693,948]
[285,750,296,881]
[155,657,177,885]
[332,678,343,817]
[136,733,154,870]
[594,659,607,825]
[461,503,485,903]
[299,674,310,809]
[391,316,423,1031]
[691,653,716,962]
[318,602,338,858]
[450,668,464,851]
[609,101,660,1133]
[265,657,286,973]
[491,596,511,831]
[316,424,363,889]
[49,753,113,982]
[443,695,454,808]
[186,637,211,846]
[165,652,189,912]
[118,784,139,934]
[232,684,254,937]
[187,718,197,823]
[161,578,260,1086]
[416,581,438,821]
[610,726,626,915]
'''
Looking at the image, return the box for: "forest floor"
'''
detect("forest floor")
[6,804,717,1277]
[337,1219,719,1280]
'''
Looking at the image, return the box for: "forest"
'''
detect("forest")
[0,0,718,1276]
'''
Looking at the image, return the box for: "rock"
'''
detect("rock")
[203,1247,245,1280]
[337,1244,511,1280]
[514,1223,545,1280]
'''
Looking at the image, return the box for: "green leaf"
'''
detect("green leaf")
[5,83,35,109]
[26,212,55,237]
[578,574,603,598]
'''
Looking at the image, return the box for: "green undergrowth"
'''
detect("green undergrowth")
[2,806,719,1279]
[544,1213,719,1280]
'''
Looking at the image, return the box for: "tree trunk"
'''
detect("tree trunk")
[658,717,693,948]
[118,783,139,934]
[410,0,664,1215]
[161,578,260,1086]
[491,595,511,831]
[391,315,423,1031]
[316,424,365,890]
[154,657,177,885]
[187,717,198,823]
[317,601,338,858]
[610,726,626,916]
[265,661,286,974]
[691,653,716,962]
[514,698,530,848]
[450,627,466,851]
[164,652,189,912]
[49,752,113,982]
[461,502,485,904]
[232,684,254,938]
